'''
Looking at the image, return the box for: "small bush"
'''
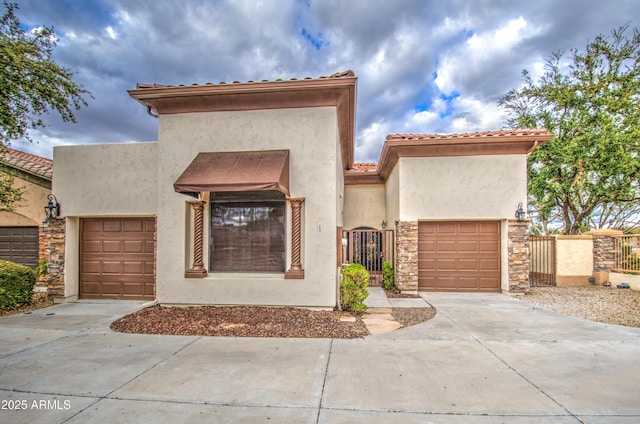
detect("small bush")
[0,260,36,310]
[340,263,369,313]
[382,261,394,290]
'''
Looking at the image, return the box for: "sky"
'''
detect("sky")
[9,0,640,163]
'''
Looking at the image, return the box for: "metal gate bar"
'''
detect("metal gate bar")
[529,235,556,287]
[343,229,394,286]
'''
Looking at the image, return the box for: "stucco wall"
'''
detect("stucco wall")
[397,155,527,220]
[556,235,594,287]
[0,174,50,226]
[156,107,340,307]
[53,142,158,216]
[343,184,385,229]
[385,164,400,225]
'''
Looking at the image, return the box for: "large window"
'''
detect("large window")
[210,191,285,272]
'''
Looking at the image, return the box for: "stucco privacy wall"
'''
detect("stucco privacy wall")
[343,184,385,229]
[556,235,594,287]
[157,107,340,307]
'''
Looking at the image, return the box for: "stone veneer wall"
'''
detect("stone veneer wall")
[508,219,530,292]
[37,219,65,297]
[592,233,620,272]
[395,221,418,293]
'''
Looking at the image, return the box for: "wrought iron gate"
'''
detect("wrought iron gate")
[529,235,556,287]
[343,229,394,286]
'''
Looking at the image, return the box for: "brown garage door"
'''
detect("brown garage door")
[0,227,39,267]
[81,218,155,300]
[419,221,500,292]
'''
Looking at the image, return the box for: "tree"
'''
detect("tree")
[0,2,90,210]
[499,25,640,234]
[0,171,22,211]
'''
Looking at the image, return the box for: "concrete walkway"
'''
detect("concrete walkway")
[362,287,432,334]
[1,294,639,423]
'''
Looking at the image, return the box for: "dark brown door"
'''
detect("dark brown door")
[80,218,155,300]
[0,226,39,267]
[418,221,500,292]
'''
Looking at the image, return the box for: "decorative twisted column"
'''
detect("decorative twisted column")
[185,200,208,278]
[285,198,305,279]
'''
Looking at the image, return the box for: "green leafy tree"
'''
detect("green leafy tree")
[499,25,640,234]
[0,171,22,211]
[0,2,90,210]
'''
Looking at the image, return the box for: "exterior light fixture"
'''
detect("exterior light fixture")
[44,194,60,223]
[381,220,387,229]
[515,202,525,222]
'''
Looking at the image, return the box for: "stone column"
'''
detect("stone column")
[185,200,207,278]
[395,221,418,293]
[285,198,305,279]
[508,219,530,292]
[586,229,623,284]
[37,218,66,298]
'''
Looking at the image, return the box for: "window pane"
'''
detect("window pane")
[210,200,285,272]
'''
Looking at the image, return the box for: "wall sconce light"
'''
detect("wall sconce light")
[381,220,387,229]
[515,202,525,222]
[44,194,60,223]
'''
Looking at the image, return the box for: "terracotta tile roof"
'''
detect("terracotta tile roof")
[351,162,377,171]
[135,70,355,90]
[386,129,550,141]
[1,147,53,180]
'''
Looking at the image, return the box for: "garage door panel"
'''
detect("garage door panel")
[436,240,456,252]
[102,240,122,253]
[80,218,155,300]
[123,240,144,253]
[419,221,500,292]
[0,227,39,267]
[123,220,144,232]
[102,220,123,232]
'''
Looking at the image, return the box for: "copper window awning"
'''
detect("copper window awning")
[174,150,290,196]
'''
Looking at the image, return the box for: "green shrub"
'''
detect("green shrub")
[340,263,369,313]
[0,260,36,310]
[382,261,394,290]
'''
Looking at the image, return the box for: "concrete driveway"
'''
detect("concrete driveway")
[0,294,639,423]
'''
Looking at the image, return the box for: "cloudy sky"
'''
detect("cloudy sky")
[10,0,640,162]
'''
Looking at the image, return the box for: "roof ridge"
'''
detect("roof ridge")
[386,129,550,141]
[136,70,355,90]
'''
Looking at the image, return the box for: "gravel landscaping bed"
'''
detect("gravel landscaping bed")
[520,286,640,328]
[110,303,437,338]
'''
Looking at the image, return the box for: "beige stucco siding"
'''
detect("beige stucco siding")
[397,155,527,220]
[385,165,400,226]
[343,184,385,229]
[556,235,594,286]
[156,107,340,307]
[0,175,50,226]
[53,142,158,216]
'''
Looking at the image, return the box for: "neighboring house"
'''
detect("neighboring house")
[0,147,52,267]
[52,70,553,306]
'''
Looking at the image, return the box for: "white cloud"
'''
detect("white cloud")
[435,16,542,95]
[104,26,117,40]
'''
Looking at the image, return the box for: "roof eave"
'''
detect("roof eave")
[346,132,554,185]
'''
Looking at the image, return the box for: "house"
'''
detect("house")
[0,147,52,267]
[51,70,552,306]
